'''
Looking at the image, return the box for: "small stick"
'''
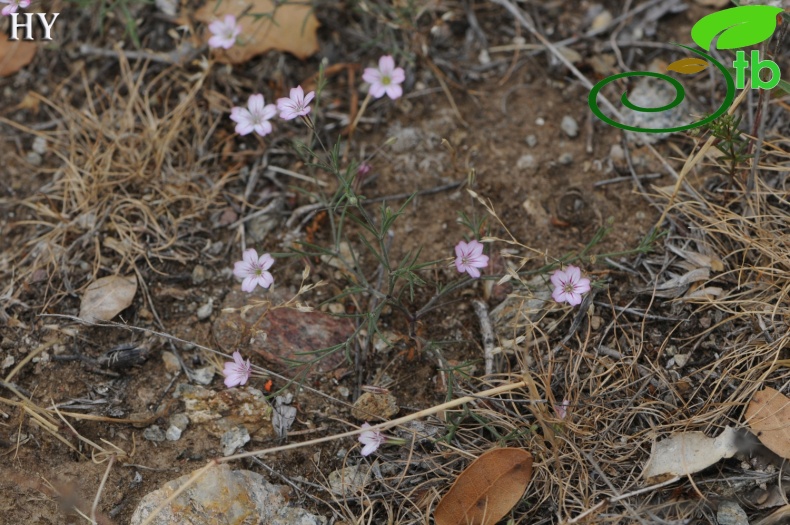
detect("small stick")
[472,299,496,376]
[593,173,662,188]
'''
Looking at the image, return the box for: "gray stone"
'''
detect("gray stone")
[196,300,213,320]
[327,465,372,496]
[191,366,215,385]
[717,500,749,525]
[220,426,250,456]
[561,115,579,138]
[516,154,538,172]
[558,152,574,165]
[143,425,166,442]
[525,134,538,147]
[169,412,190,431]
[130,464,326,525]
[165,426,182,441]
[32,136,47,155]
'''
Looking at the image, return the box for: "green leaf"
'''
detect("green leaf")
[774,79,790,96]
[691,5,783,51]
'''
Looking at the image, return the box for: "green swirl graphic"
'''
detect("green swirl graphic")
[588,44,735,133]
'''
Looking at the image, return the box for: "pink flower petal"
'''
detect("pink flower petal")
[378,55,395,74]
[566,265,582,283]
[385,84,403,100]
[362,68,381,85]
[248,94,265,114]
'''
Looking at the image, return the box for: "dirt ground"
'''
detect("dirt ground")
[2,1,790,524]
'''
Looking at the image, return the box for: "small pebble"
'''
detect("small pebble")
[561,115,579,138]
[525,134,538,147]
[169,413,190,431]
[192,265,208,284]
[590,10,613,32]
[535,117,545,126]
[1,355,14,370]
[558,153,574,165]
[161,351,180,374]
[220,426,250,456]
[196,299,213,320]
[143,425,166,442]
[191,366,215,385]
[165,426,183,441]
[26,152,42,166]
[32,136,47,155]
[717,500,749,525]
[517,154,538,172]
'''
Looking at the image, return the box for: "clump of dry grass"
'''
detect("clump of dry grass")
[0,54,237,319]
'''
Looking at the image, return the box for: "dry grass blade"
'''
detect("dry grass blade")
[0,51,237,313]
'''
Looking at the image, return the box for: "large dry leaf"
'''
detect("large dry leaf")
[0,33,36,77]
[191,0,319,63]
[745,388,790,460]
[642,426,739,482]
[434,448,533,525]
[79,275,138,323]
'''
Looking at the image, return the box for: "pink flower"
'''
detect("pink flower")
[551,265,591,306]
[233,248,275,292]
[554,399,569,420]
[362,55,405,100]
[358,423,387,456]
[1,0,30,16]
[454,240,489,279]
[223,351,251,388]
[230,94,277,136]
[208,15,241,49]
[276,85,315,120]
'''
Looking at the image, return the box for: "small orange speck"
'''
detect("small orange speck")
[264,379,273,392]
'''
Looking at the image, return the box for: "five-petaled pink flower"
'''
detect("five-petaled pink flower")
[276,85,315,120]
[230,94,277,136]
[223,351,252,388]
[208,15,241,49]
[233,248,275,292]
[358,423,387,456]
[362,55,405,100]
[551,265,591,306]
[454,239,489,279]
[1,0,30,16]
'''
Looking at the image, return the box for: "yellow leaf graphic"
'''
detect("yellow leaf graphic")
[667,57,709,75]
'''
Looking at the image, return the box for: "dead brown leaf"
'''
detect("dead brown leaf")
[190,0,319,63]
[642,426,739,483]
[434,448,533,525]
[79,275,138,323]
[0,34,36,77]
[745,387,790,460]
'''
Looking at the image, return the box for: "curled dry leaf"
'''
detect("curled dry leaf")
[79,275,138,323]
[667,57,709,75]
[0,33,36,77]
[642,426,739,483]
[434,448,533,525]
[189,0,319,64]
[745,387,790,460]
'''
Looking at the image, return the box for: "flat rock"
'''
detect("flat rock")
[213,289,353,375]
[351,392,399,421]
[130,463,326,525]
[174,384,275,442]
